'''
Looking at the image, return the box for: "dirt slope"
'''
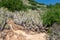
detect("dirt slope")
[0,29,49,40]
[0,19,49,40]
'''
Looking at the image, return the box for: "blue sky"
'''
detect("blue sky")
[35,0,60,5]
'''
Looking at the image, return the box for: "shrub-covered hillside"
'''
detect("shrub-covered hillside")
[0,0,48,40]
[0,0,60,40]
[0,0,46,32]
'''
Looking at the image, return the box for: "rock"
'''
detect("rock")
[49,23,60,40]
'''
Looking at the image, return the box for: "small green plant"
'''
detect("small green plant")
[28,0,44,6]
[28,0,37,6]
[27,6,37,10]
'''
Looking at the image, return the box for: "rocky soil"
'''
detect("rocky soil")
[49,23,60,40]
[0,29,49,40]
